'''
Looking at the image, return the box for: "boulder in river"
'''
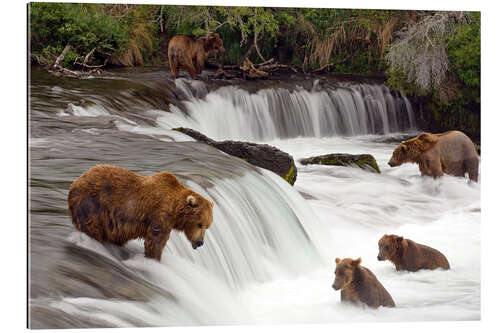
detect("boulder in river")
[300,153,381,173]
[172,127,297,185]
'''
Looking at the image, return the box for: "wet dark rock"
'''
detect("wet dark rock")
[300,153,381,173]
[173,127,297,185]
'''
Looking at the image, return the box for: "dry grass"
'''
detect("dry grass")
[109,23,154,67]
[302,13,414,72]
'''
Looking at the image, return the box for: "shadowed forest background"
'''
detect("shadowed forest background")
[29,3,480,140]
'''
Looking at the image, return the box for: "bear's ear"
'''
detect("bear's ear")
[205,35,219,50]
[335,257,341,264]
[401,143,409,152]
[396,236,403,243]
[352,257,362,266]
[417,132,433,141]
[186,195,197,207]
[417,133,439,145]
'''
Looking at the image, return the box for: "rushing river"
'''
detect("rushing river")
[28,67,480,328]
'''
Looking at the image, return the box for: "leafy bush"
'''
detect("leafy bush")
[30,3,130,66]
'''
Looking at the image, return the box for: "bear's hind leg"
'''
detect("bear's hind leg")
[180,57,198,79]
[465,157,479,182]
[169,55,180,78]
[72,195,107,242]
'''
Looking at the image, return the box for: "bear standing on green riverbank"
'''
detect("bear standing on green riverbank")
[67,165,214,260]
[168,34,225,79]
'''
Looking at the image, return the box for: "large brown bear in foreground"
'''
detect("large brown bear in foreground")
[168,34,225,79]
[377,234,450,272]
[332,257,395,308]
[388,131,479,182]
[68,165,214,260]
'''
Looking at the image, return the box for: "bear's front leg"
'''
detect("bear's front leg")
[144,223,171,261]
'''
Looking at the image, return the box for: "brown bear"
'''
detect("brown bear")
[377,234,450,272]
[67,164,214,261]
[388,130,479,182]
[168,33,225,79]
[332,257,395,308]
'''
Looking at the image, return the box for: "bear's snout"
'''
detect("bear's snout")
[377,254,384,261]
[192,240,204,249]
[388,160,395,167]
[332,284,340,290]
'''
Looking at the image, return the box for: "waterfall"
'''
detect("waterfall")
[29,67,480,328]
[29,134,333,326]
[155,79,416,141]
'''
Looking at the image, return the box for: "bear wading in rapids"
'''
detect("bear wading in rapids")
[332,257,395,308]
[377,234,450,272]
[388,130,479,182]
[67,164,214,261]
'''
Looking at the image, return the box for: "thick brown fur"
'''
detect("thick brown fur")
[388,131,479,182]
[67,165,214,260]
[377,234,450,272]
[167,34,224,79]
[332,257,395,308]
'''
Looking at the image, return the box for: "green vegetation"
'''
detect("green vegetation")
[29,4,418,72]
[30,4,480,139]
[385,12,480,140]
[284,165,296,185]
[30,3,162,67]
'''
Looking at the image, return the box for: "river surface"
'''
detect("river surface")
[28,67,480,328]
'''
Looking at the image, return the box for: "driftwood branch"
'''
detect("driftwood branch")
[75,58,109,69]
[259,63,298,73]
[240,58,269,79]
[82,48,96,66]
[256,58,275,66]
[210,56,299,80]
[239,43,256,66]
[53,44,71,69]
[50,44,106,78]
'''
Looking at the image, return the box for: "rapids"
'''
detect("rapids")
[28,68,480,328]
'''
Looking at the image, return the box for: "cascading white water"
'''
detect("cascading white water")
[153,79,416,141]
[30,70,479,328]
[51,149,334,327]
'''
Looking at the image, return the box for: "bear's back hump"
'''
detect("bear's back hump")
[429,131,475,163]
[357,266,394,307]
[72,165,142,193]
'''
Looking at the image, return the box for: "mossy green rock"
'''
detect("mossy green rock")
[299,153,381,173]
